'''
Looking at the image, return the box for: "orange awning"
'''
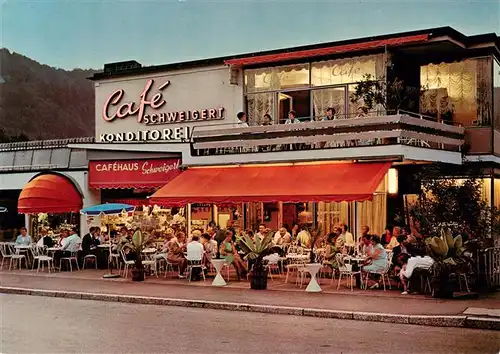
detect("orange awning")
[224,34,428,67]
[18,174,83,214]
[150,162,391,205]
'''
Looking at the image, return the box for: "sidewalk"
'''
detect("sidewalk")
[1,270,499,330]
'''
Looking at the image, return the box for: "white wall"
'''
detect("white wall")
[95,65,244,139]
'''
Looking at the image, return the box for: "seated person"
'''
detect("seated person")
[273,227,292,246]
[400,253,435,295]
[15,227,32,245]
[167,231,188,278]
[219,230,247,279]
[324,233,342,269]
[297,225,312,248]
[201,233,217,268]
[362,235,388,289]
[36,229,54,248]
[82,227,97,256]
[186,234,205,280]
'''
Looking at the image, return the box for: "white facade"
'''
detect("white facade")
[94,65,244,142]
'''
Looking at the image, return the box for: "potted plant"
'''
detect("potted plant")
[130,229,151,282]
[426,228,467,298]
[239,233,275,290]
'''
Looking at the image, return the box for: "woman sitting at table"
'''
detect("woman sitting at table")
[324,233,342,268]
[167,231,188,278]
[362,235,388,289]
[220,230,247,280]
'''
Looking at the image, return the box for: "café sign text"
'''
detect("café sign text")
[102,79,225,125]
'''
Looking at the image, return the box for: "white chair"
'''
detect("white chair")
[0,243,13,270]
[336,254,362,291]
[8,244,27,270]
[83,253,98,269]
[120,250,136,278]
[60,243,81,272]
[186,259,206,282]
[32,246,55,273]
[364,252,393,291]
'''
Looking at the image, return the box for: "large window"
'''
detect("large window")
[494,60,500,129]
[311,55,385,86]
[420,58,493,126]
[244,54,385,125]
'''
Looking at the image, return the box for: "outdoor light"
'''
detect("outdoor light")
[388,168,398,194]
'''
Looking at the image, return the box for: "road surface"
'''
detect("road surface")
[1,294,498,354]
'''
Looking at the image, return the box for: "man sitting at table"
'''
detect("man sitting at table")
[36,228,54,248]
[187,234,204,281]
[82,227,97,256]
[15,227,32,245]
[273,227,292,246]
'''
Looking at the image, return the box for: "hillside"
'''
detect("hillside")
[0,49,96,140]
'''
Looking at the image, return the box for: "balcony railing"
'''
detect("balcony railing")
[191,113,465,157]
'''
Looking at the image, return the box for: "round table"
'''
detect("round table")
[210,259,227,286]
[305,263,323,292]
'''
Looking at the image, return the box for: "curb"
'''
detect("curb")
[1,286,498,330]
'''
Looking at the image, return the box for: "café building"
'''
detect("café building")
[4,26,499,239]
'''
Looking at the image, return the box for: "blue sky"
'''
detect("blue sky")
[1,0,499,70]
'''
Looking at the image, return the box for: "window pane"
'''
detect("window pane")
[278,90,311,123]
[246,93,274,126]
[245,64,309,93]
[494,60,500,128]
[358,194,387,236]
[317,201,349,236]
[278,64,309,89]
[311,54,385,86]
[312,87,346,120]
[420,59,492,127]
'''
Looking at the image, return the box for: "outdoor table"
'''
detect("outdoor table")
[305,263,322,292]
[98,244,111,248]
[210,259,227,286]
[286,254,309,262]
[14,244,31,250]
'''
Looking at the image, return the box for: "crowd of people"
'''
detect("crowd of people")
[7,215,438,294]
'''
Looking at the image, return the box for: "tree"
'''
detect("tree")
[409,164,500,243]
[350,74,420,112]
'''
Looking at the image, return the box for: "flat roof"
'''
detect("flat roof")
[90,26,499,81]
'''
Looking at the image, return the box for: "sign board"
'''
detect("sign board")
[88,158,182,188]
[94,66,243,142]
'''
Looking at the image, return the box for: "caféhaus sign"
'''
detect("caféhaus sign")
[102,79,225,126]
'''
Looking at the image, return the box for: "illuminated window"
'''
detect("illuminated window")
[311,54,385,86]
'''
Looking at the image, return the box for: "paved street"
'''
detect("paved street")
[1,294,498,354]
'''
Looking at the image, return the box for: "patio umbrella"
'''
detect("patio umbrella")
[81,203,134,216]
[80,203,135,278]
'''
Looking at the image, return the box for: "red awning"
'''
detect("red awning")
[150,162,391,205]
[224,34,429,66]
[18,174,83,214]
[88,159,181,189]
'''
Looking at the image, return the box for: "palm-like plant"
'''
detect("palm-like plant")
[239,233,275,273]
[131,229,151,273]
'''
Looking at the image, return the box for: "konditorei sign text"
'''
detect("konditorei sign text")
[102,79,225,125]
[98,126,190,143]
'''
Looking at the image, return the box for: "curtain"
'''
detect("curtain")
[476,57,493,126]
[312,88,346,120]
[357,194,387,236]
[245,64,309,93]
[311,54,386,86]
[420,59,479,126]
[246,93,274,126]
[316,201,349,235]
